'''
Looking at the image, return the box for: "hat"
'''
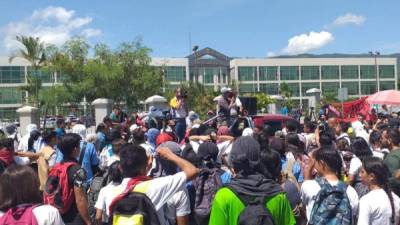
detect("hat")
[26,124,38,134]
[72,124,87,139]
[221,87,232,94]
[159,141,181,156]
[242,128,254,137]
[197,142,219,161]
[217,126,230,136]
[156,132,174,146]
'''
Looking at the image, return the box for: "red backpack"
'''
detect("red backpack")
[43,162,76,214]
[0,204,39,225]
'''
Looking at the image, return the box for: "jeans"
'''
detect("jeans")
[175,118,187,142]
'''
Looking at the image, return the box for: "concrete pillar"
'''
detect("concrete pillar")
[16,106,39,136]
[268,95,284,114]
[92,98,114,126]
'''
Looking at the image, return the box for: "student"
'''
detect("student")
[46,133,92,225]
[95,123,107,153]
[0,138,15,173]
[107,143,198,225]
[95,161,123,225]
[209,136,295,225]
[358,157,400,225]
[301,147,359,223]
[0,165,64,224]
[37,130,58,191]
[284,133,308,184]
[348,137,373,197]
[369,130,389,159]
[383,129,400,196]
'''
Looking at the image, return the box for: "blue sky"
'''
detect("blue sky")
[0,0,399,57]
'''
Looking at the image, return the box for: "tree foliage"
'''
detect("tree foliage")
[254,93,276,113]
[279,82,295,110]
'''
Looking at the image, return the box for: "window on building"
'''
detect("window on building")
[301,82,320,96]
[259,66,278,81]
[27,68,54,83]
[321,82,339,96]
[321,66,339,80]
[341,65,358,79]
[238,67,256,81]
[280,66,299,80]
[164,66,186,82]
[285,83,300,97]
[341,82,359,95]
[204,68,215,84]
[0,108,18,120]
[301,66,319,80]
[259,83,279,95]
[380,81,395,91]
[239,83,256,93]
[361,81,377,95]
[379,65,395,78]
[360,65,375,79]
[0,87,23,104]
[0,66,24,83]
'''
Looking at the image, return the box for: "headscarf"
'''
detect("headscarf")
[145,128,160,150]
[217,126,230,136]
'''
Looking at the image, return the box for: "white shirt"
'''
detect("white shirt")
[357,189,400,225]
[0,205,65,225]
[104,172,187,225]
[95,182,121,223]
[349,157,363,177]
[301,179,359,220]
[164,189,191,224]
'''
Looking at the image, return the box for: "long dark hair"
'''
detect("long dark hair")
[362,157,395,224]
[313,147,343,179]
[351,137,372,161]
[0,165,41,210]
[108,161,123,184]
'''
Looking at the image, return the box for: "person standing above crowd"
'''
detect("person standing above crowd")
[170,87,188,142]
[217,87,237,126]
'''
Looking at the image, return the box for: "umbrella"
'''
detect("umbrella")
[144,95,167,104]
[366,90,400,105]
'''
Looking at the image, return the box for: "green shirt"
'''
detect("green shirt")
[209,187,296,225]
[384,147,400,176]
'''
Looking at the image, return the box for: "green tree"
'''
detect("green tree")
[255,93,276,113]
[322,92,338,104]
[279,82,295,110]
[9,35,46,106]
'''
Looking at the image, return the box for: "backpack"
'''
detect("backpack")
[192,168,224,225]
[309,177,352,225]
[109,176,160,225]
[43,162,77,214]
[227,186,275,225]
[88,170,110,222]
[0,204,39,225]
[281,157,300,190]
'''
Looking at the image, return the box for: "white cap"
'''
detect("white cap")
[221,87,232,94]
[242,128,254,137]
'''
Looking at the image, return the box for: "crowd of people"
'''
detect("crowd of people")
[0,87,400,225]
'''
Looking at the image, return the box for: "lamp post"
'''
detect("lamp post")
[192,45,199,83]
[369,51,380,92]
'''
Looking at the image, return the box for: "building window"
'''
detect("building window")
[321,82,339,96]
[360,65,375,79]
[259,83,279,95]
[27,68,54,83]
[341,82,359,95]
[204,68,215,84]
[239,83,256,93]
[301,82,320,96]
[380,81,395,91]
[284,83,300,97]
[321,66,339,80]
[379,65,395,79]
[341,65,358,79]
[361,81,376,95]
[280,66,299,80]
[259,66,277,81]
[301,66,319,80]
[164,66,186,82]
[0,87,23,104]
[0,66,24,83]
[238,67,256,81]
[0,108,18,120]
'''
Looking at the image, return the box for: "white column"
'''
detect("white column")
[92,98,114,126]
[16,106,39,136]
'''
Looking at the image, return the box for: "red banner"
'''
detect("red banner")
[333,96,371,121]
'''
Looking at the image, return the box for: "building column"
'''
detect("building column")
[16,106,39,136]
[92,98,114,126]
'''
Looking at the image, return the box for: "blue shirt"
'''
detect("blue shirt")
[96,132,106,152]
[55,141,100,185]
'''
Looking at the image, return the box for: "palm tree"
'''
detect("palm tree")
[9,35,46,106]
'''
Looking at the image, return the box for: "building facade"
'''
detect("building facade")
[0,47,398,119]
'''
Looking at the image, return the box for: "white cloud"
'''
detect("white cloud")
[267,51,277,57]
[327,13,366,28]
[0,6,101,52]
[282,31,334,55]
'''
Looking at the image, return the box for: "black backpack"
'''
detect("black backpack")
[227,186,275,225]
[87,170,109,222]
